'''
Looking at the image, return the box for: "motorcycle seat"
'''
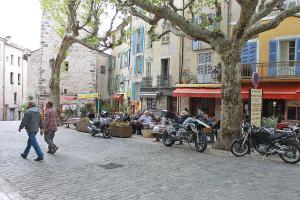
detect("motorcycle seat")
[268,132,293,140]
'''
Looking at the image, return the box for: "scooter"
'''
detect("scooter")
[87,116,112,138]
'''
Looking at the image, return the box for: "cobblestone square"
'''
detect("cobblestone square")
[0,121,299,200]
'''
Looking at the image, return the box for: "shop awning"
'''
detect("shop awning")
[139,92,159,98]
[173,84,300,100]
[113,95,123,101]
[173,88,221,98]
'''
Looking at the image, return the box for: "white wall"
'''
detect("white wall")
[0,39,4,120]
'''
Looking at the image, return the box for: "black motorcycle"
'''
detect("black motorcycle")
[231,123,300,164]
[162,117,209,152]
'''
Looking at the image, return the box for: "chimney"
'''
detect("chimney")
[5,36,12,43]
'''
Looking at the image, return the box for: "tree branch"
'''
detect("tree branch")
[129,7,162,25]
[245,5,300,39]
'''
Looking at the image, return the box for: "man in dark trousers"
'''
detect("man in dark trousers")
[43,102,59,154]
[19,101,44,161]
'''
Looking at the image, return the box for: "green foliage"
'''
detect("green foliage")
[80,103,94,117]
[120,104,129,113]
[262,117,278,128]
[80,117,90,123]
[21,103,29,113]
[102,103,113,113]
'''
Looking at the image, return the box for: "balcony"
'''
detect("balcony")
[142,76,153,88]
[157,75,172,87]
[242,61,300,80]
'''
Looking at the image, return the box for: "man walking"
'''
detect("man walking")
[43,102,59,154]
[19,101,44,161]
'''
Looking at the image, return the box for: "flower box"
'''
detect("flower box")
[111,126,132,138]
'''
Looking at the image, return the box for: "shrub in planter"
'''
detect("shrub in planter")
[262,117,278,129]
[76,117,91,133]
[110,121,132,138]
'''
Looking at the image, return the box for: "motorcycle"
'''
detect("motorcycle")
[162,117,209,152]
[87,116,112,138]
[231,123,300,164]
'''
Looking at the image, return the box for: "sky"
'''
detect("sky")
[0,0,42,50]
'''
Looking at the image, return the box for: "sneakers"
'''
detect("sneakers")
[34,157,44,161]
[21,153,27,159]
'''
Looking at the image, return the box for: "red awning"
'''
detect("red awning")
[173,84,300,100]
[113,95,123,101]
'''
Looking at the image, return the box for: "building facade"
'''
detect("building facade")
[0,36,28,121]
[27,11,110,111]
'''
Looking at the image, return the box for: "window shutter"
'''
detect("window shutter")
[241,43,249,64]
[133,56,137,74]
[269,40,278,76]
[139,55,143,75]
[248,42,257,72]
[132,32,136,55]
[140,26,144,52]
[296,37,300,75]
[131,83,135,100]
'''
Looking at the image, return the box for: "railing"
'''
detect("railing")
[141,76,153,88]
[157,75,172,87]
[242,61,300,80]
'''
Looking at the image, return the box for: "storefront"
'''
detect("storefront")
[174,83,300,123]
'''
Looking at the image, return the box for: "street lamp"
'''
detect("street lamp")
[211,63,222,82]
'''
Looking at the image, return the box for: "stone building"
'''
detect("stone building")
[0,36,28,121]
[27,11,110,109]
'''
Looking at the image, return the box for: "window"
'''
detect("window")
[283,0,297,9]
[18,74,21,85]
[14,93,17,104]
[147,38,153,49]
[136,29,141,53]
[11,55,14,65]
[289,40,296,61]
[136,56,142,74]
[18,57,21,67]
[146,61,151,77]
[100,65,105,73]
[64,89,67,94]
[287,107,300,120]
[147,99,157,110]
[10,72,14,84]
[161,33,170,44]
[197,53,212,75]
[63,61,69,71]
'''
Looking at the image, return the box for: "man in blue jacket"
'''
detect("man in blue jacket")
[19,101,44,161]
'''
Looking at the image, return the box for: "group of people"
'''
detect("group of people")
[19,101,59,161]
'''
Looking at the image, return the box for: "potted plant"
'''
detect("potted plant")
[110,121,132,138]
[76,117,91,133]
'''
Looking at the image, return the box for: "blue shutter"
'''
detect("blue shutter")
[269,40,278,76]
[132,32,136,55]
[140,26,144,52]
[248,42,257,72]
[131,83,135,100]
[296,37,300,75]
[241,43,249,64]
[138,82,142,101]
[133,56,137,74]
[139,55,143,74]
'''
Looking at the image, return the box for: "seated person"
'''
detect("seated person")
[138,111,154,129]
[131,110,143,135]
[176,111,189,124]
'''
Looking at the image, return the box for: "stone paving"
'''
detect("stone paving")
[0,121,299,200]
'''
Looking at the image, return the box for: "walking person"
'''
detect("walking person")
[43,102,59,154]
[19,101,44,161]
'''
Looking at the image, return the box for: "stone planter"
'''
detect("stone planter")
[76,121,90,133]
[111,126,132,138]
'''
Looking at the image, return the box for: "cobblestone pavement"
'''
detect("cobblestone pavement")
[0,121,299,200]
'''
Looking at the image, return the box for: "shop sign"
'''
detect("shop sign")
[77,93,100,99]
[250,89,262,127]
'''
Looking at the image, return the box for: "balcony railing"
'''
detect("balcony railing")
[242,61,300,80]
[142,76,153,88]
[157,75,172,87]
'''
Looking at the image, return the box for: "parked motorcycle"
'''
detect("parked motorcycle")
[87,111,112,138]
[162,117,209,152]
[231,123,300,164]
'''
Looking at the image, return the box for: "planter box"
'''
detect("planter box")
[142,129,154,138]
[76,121,90,133]
[111,126,132,138]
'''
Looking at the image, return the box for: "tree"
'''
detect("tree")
[117,0,300,149]
[41,0,129,111]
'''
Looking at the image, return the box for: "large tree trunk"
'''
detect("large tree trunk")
[216,59,243,150]
[49,35,74,112]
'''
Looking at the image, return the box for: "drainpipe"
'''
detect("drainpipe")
[179,0,185,84]
[226,0,232,38]
[2,39,6,121]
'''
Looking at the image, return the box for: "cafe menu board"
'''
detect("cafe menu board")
[250,89,263,127]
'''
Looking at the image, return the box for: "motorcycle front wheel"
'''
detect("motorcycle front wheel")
[162,131,175,147]
[102,129,112,138]
[231,140,249,157]
[195,133,207,152]
[279,142,300,164]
